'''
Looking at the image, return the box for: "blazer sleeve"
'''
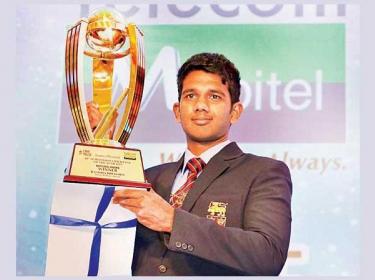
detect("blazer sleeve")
[164,160,292,276]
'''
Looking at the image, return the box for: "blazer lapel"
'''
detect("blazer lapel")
[155,156,184,242]
[181,142,244,212]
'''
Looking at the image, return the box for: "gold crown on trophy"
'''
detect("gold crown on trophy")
[65,7,145,147]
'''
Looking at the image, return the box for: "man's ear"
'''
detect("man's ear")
[230,102,244,124]
[173,102,181,123]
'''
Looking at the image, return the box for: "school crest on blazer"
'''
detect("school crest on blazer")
[206,201,228,227]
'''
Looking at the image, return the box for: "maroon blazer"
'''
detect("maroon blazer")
[132,142,292,276]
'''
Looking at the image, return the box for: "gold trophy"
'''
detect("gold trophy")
[63,8,150,188]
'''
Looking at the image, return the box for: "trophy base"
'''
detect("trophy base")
[63,175,151,188]
[64,143,150,189]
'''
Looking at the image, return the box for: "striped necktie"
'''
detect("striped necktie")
[169,157,206,208]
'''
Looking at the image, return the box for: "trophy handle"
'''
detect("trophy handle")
[65,19,94,143]
[114,24,145,145]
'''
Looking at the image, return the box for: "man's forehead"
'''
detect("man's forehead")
[183,70,227,86]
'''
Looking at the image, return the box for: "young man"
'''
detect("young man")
[112,53,292,276]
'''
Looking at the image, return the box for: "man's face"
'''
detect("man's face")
[173,70,243,144]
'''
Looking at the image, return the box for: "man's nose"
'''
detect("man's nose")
[194,97,209,111]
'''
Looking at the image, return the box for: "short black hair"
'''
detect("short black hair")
[177,53,241,104]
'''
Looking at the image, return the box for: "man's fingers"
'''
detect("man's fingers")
[86,102,103,129]
[113,189,146,200]
[86,101,99,109]
[119,203,138,214]
[114,197,141,208]
[87,109,102,120]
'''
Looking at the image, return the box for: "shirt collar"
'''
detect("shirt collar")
[182,140,231,173]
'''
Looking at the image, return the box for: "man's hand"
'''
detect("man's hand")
[86,101,116,139]
[87,101,102,130]
[113,188,175,233]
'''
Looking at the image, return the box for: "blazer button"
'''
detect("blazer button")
[158,264,167,273]
[187,244,194,251]
[182,243,188,250]
[175,241,182,248]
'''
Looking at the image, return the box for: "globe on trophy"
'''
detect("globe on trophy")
[63,8,150,188]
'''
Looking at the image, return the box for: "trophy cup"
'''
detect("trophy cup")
[63,8,150,188]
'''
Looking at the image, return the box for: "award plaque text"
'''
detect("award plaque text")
[64,143,150,188]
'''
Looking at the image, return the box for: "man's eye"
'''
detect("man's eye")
[211,94,221,100]
[186,93,195,99]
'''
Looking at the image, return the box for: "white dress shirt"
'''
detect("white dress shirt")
[170,140,231,195]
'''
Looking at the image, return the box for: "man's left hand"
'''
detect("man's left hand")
[113,188,175,233]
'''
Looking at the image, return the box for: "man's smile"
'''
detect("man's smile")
[191,117,213,125]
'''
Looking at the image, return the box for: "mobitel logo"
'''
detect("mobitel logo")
[59,24,345,143]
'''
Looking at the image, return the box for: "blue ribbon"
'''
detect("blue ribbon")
[50,186,137,276]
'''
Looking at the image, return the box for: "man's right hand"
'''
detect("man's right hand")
[86,101,102,130]
[86,101,116,139]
